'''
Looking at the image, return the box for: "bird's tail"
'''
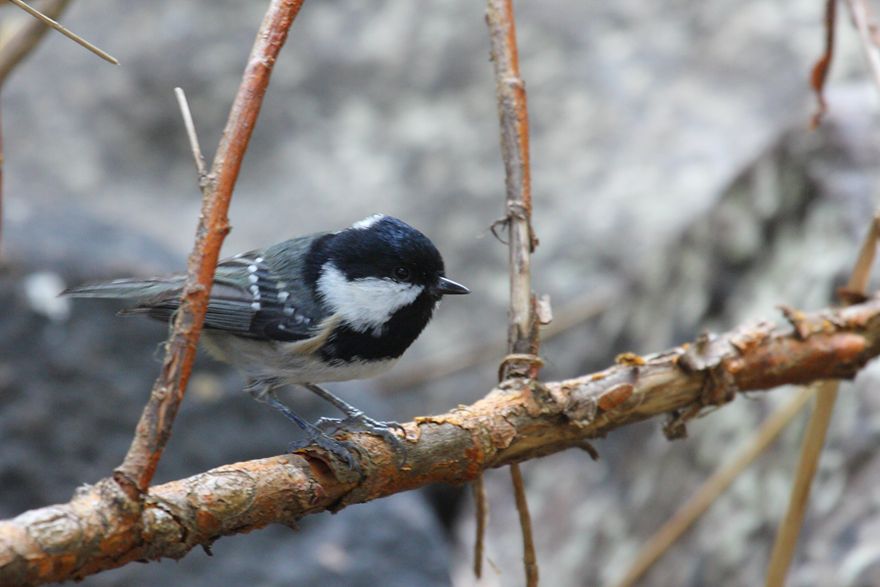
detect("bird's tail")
[63,277,183,302]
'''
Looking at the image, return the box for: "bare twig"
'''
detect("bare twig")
[472,474,488,578]
[0,0,71,85]
[114,0,306,497]
[486,0,540,584]
[613,386,816,587]
[810,0,837,128]
[487,0,536,363]
[764,213,880,586]
[174,87,208,184]
[5,0,117,64]
[510,462,539,586]
[5,295,880,585]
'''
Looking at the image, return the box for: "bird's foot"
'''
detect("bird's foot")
[288,429,363,473]
[316,411,408,467]
[255,387,364,473]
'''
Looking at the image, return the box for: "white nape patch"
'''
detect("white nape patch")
[317,263,423,336]
[23,272,70,321]
[350,214,385,230]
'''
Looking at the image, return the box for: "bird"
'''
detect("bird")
[64,214,469,469]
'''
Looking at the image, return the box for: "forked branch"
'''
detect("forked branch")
[114,0,306,496]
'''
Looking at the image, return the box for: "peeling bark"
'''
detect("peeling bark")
[2,297,880,585]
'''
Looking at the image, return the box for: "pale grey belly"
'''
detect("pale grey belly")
[202,332,398,383]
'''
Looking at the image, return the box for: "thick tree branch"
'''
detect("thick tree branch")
[3,297,880,585]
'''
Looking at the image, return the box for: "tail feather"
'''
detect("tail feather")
[62,278,183,301]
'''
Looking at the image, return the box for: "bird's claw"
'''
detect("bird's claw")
[316,413,408,467]
[288,432,362,473]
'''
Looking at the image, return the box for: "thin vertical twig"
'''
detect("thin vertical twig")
[613,387,816,587]
[510,462,539,586]
[5,0,118,64]
[174,87,208,183]
[486,1,540,585]
[472,474,488,578]
[114,0,306,496]
[764,382,839,587]
[764,213,880,586]
[487,0,536,359]
[381,286,615,392]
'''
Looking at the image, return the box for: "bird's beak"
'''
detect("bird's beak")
[432,276,470,296]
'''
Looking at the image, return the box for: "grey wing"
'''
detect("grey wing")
[208,248,323,341]
[123,243,324,342]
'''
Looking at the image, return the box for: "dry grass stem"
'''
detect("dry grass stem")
[764,213,880,586]
[614,387,816,587]
[0,0,70,84]
[764,381,839,587]
[6,0,118,64]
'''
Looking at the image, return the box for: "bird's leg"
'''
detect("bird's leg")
[302,383,407,466]
[243,376,283,402]
[244,377,362,472]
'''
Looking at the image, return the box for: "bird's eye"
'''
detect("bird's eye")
[394,266,411,280]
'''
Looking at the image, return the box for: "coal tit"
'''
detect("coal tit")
[65,214,469,468]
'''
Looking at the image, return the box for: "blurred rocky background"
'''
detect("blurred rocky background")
[2,0,880,585]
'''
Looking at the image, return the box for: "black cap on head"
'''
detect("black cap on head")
[331,215,444,282]
[306,214,469,303]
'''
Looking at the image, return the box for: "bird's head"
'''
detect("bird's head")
[311,214,468,336]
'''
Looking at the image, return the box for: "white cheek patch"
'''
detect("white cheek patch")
[317,263,423,335]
